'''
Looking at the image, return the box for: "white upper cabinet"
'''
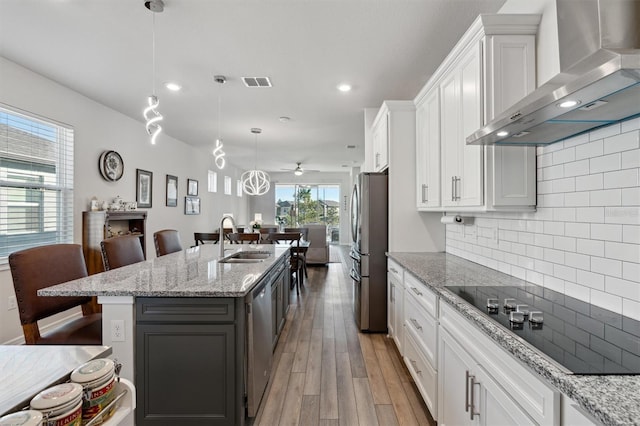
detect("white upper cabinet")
[415,14,540,212]
[372,109,389,172]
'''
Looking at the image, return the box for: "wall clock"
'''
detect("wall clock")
[98,150,124,182]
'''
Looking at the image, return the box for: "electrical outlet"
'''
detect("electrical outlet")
[8,296,17,311]
[111,319,125,342]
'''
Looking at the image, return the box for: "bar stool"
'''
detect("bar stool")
[100,235,145,270]
[154,229,183,256]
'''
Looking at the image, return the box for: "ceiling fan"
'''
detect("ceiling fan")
[281,162,319,176]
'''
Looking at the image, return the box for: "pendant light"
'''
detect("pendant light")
[241,128,271,196]
[212,75,226,169]
[142,0,164,145]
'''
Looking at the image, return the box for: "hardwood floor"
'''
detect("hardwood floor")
[252,246,436,426]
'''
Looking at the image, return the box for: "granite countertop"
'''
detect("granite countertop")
[0,345,112,416]
[39,244,290,298]
[387,252,640,426]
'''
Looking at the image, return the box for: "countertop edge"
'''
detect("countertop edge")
[387,252,639,426]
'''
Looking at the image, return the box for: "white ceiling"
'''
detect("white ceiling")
[0,0,505,173]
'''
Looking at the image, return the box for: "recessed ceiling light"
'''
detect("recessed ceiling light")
[337,83,352,92]
[279,116,291,123]
[557,100,580,108]
[165,82,182,92]
[496,131,509,137]
[346,144,356,149]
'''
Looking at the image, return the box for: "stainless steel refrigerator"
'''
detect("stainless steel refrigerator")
[349,172,388,332]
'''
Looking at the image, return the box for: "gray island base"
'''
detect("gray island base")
[40,244,292,425]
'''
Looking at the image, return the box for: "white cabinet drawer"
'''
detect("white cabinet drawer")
[387,258,403,282]
[404,290,437,367]
[404,272,437,318]
[404,326,437,420]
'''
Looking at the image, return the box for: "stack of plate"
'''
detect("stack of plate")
[0,410,44,426]
[70,359,117,424]
[30,383,83,426]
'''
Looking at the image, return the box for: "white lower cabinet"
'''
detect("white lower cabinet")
[404,327,437,417]
[438,302,559,426]
[387,259,404,354]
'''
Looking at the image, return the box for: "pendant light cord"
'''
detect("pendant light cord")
[152,12,156,95]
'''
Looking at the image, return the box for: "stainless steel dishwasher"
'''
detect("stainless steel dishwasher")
[246,277,272,417]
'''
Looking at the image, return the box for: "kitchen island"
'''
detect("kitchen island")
[40,243,291,426]
[387,252,640,426]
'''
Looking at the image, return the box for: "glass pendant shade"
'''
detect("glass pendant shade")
[143,95,163,145]
[142,0,164,145]
[213,138,226,169]
[241,128,270,196]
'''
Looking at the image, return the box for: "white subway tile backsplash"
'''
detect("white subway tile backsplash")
[621,117,640,133]
[605,241,640,263]
[590,153,621,174]
[564,159,590,177]
[623,225,640,244]
[544,221,565,236]
[603,130,640,154]
[622,262,640,283]
[621,187,640,205]
[589,289,623,313]
[575,140,604,160]
[605,276,640,301]
[553,147,576,165]
[577,238,605,257]
[565,223,590,238]
[446,121,638,316]
[564,191,590,207]
[576,174,603,191]
[590,123,621,141]
[565,252,590,271]
[621,149,640,169]
[591,224,623,242]
[603,169,639,189]
[552,177,576,193]
[622,298,640,321]
[591,256,622,278]
[576,270,605,291]
[553,207,577,222]
[590,189,622,206]
[554,235,576,252]
[576,207,605,223]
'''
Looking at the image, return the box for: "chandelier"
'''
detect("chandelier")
[212,75,226,169]
[142,0,164,145]
[241,128,271,196]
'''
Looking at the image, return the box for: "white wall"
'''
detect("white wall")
[0,57,249,343]
[447,119,640,320]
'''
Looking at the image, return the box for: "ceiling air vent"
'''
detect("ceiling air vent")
[242,77,272,88]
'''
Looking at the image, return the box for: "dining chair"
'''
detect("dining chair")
[194,232,220,246]
[227,233,261,244]
[100,235,145,271]
[154,229,183,257]
[265,232,304,293]
[8,244,102,345]
[284,227,309,278]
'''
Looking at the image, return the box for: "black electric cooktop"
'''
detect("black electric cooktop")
[445,285,640,375]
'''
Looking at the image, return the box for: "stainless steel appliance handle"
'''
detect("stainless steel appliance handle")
[350,269,360,283]
[422,184,428,203]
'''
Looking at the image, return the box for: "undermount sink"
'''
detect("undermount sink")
[219,251,272,263]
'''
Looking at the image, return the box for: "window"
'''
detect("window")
[0,104,74,261]
[207,170,217,193]
[224,176,232,195]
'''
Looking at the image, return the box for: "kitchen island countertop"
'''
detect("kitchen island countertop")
[387,251,640,426]
[39,243,290,298]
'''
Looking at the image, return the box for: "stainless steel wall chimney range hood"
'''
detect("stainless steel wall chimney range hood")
[468,0,640,146]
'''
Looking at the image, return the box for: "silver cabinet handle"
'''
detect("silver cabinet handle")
[451,176,455,201]
[470,374,480,420]
[390,283,395,303]
[375,152,380,168]
[410,318,422,331]
[454,176,461,201]
[390,267,398,274]
[410,359,422,375]
[410,287,423,296]
[421,184,428,203]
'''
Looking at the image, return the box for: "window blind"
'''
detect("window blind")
[0,104,74,261]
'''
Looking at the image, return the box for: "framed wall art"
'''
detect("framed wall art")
[187,178,198,196]
[166,174,178,207]
[185,196,200,215]
[136,169,153,208]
